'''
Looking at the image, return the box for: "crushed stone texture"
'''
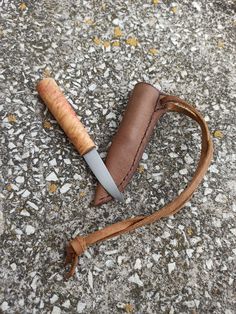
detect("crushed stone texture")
[0,0,236,313]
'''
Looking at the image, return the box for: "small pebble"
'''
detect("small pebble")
[215,193,227,204]
[184,300,195,308]
[77,302,86,313]
[49,159,57,166]
[179,169,188,175]
[30,276,38,291]
[162,231,170,239]
[230,228,236,236]
[10,263,17,271]
[15,176,25,184]
[46,172,58,181]
[21,190,30,198]
[169,152,178,158]
[128,273,143,286]
[73,174,82,180]
[142,153,148,160]
[1,302,9,311]
[27,201,38,210]
[146,262,153,269]
[88,270,93,289]
[105,249,118,255]
[50,295,59,304]
[25,225,35,235]
[0,211,4,236]
[106,112,116,119]
[105,260,115,268]
[39,300,44,309]
[186,249,194,258]
[60,183,71,194]
[20,209,30,217]
[113,18,120,25]
[88,83,97,91]
[116,302,126,309]
[62,300,70,308]
[204,188,213,195]
[184,154,194,164]
[152,253,161,263]
[64,159,71,165]
[168,262,176,274]
[206,259,213,270]
[134,258,142,270]
[192,1,201,11]
[117,256,126,265]
[51,306,61,314]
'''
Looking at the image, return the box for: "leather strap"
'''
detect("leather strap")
[65,95,213,278]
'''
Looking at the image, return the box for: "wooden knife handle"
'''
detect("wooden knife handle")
[37,78,95,156]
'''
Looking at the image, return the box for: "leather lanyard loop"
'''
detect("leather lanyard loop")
[65,96,213,278]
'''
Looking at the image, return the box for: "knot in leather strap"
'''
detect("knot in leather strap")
[64,236,87,278]
[70,236,87,256]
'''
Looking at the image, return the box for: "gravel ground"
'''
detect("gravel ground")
[0,0,236,313]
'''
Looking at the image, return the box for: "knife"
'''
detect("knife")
[37,78,124,202]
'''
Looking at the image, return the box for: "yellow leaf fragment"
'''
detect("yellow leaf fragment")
[112,40,120,47]
[43,68,51,78]
[101,3,106,10]
[6,184,13,191]
[114,26,122,38]
[153,0,159,5]
[217,40,225,48]
[124,304,134,313]
[137,165,145,174]
[187,227,193,236]
[171,6,178,14]
[84,18,94,25]
[213,130,223,139]
[7,114,16,123]
[103,41,110,48]
[19,2,27,11]
[126,37,138,47]
[43,120,52,129]
[49,183,57,193]
[149,48,158,55]
[93,36,102,45]
[79,191,86,198]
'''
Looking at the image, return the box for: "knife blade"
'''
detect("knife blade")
[37,78,124,202]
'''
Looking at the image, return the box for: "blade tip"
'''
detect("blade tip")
[117,193,125,203]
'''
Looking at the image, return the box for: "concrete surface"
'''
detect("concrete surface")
[0,0,236,313]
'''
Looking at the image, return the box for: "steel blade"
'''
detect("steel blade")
[83,148,124,202]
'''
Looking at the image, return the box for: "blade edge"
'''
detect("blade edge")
[83,149,124,202]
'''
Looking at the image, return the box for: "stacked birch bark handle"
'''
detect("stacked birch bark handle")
[37,78,95,156]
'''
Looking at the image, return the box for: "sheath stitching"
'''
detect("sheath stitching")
[98,97,165,202]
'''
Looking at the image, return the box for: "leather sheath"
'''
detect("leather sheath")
[93,82,167,206]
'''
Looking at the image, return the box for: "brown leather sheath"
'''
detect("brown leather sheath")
[94,82,167,206]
